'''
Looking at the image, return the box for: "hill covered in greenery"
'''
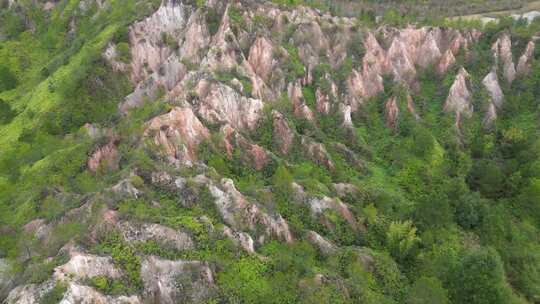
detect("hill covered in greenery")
[1,0,540,303]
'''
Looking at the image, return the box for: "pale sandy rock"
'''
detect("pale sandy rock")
[288,81,315,121]
[118,221,194,251]
[417,30,442,68]
[438,49,456,74]
[384,96,399,129]
[111,178,141,199]
[482,70,504,108]
[129,0,188,83]
[483,102,498,128]
[444,67,473,122]
[308,196,357,228]
[141,256,215,304]
[60,283,141,304]
[306,231,336,255]
[220,125,269,170]
[54,253,122,281]
[316,88,331,114]
[103,43,129,73]
[180,8,210,63]
[339,103,353,128]
[222,226,255,254]
[517,40,535,76]
[300,136,334,171]
[272,110,295,155]
[198,83,264,130]
[145,106,210,164]
[208,178,293,243]
[87,140,119,172]
[492,33,516,84]
[332,183,359,198]
[5,281,55,304]
[387,36,416,84]
[248,37,274,81]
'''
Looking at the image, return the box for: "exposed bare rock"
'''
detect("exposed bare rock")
[300,136,334,171]
[208,178,293,244]
[121,54,187,113]
[438,49,456,74]
[444,67,473,126]
[111,177,141,199]
[23,218,49,240]
[141,256,216,304]
[103,43,129,73]
[387,37,416,84]
[145,106,210,164]
[87,140,120,172]
[517,40,535,76]
[60,283,141,304]
[198,83,264,130]
[118,221,194,251]
[316,88,331,114]
[406,94,420,120]
[482,70,504,108]
[201,5,243,71]
[5,281,55,304]
[220,125,269,170]
[417,30,442,68]
[492,33,516,84]
[333,143,368,174]
[222,226,255,254]
[308,196,357,228]
[248,37,274,81]
[339,103,353,128]
[288,81,315,121]
[54,253,122,281]
[384,96,399,129]
[306,231,337,255]
[272,110,295,155]
[483,102,497,128]
[129,0,189,83]
[180,8,210,63]
[333,183,359,199]
[0,259,14,300]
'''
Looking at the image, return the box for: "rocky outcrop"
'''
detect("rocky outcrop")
[517,40,535,76]
[483,102,498,127]
[288,81,315,121]
[103,43,129,73]
[5,281,55,304]
[145,106,210,165]
[220,124,269,170]
[141,256,216,304]
[438,49,456,74]
[180,8,211,63]
[208,178,293,244]
[444,67,472,126]
[248,37,274,81]
[222,226,255,254]
[306,231,336,255]
[272,110,295,155]
[308,196,357,228]
[60,283,141,304]
[300,136,334,170]
[482,70,504,108]
[384,96,399,129]
[87,140,120,172]
[118,221,195,251]
[128,0,189,83]
[198,83,264,130]
[54,252,122,281]
[492,33,516,84]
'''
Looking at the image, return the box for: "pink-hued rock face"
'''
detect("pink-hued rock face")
[248,37,274,81]
[492,33,516,84]
[288,81,315,121]
[438,49,456,74]
[272,110,295,155]
[301,136,334,171]
[384,96,399,129]
[220,124,269,170]
[145,107,210,164]
[482,70,504,109]
[517,40,535,76]
[129,0,188,83]
[444,67,473,126]
[198,83,264,131]
[87,141,120,173]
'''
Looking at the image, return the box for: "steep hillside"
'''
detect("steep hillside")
[1,0,540,303]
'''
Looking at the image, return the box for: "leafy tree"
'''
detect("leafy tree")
[449,248,510,304]
[407,276,449,304]
[0,65,17,92]
[386,220,420,262]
